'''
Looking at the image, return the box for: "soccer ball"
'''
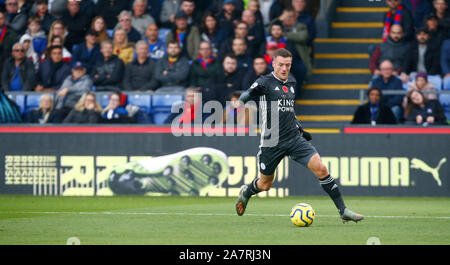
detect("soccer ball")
[290,203,315,227]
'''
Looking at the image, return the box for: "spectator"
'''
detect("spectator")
[370,24,410,78]
[47,20,67,47]
[432,0,450,39]
[404,89,447,125]
[142,23,166,61]
[202,54,244,106]
[24,93,57,123]
[382,0,415,42]
[114,10,142,43]
[262,20,307,92]
[122,40,158,91]
[63,92,102,123]
[71,30,101,74]
[291,0,316,48]
[92,40,125,92]
[217,0,240,37]
[0,11,18,75]
[40,35,71,63]
[402,27,441,85]
[166,10,201,60]
[231,37,252,72]
[279,8,312,78]
[101,91,136,123]
[256,0,283,27]
[246,0,264,26]
[242,56,270,89]
[1,42,36,91]
[22,16,47,55]
[164,87,202,125]
[222,91,257,125]
[147,0,163,25]
[112,28,135,65]
[406,72,438,102]
[241,9,265,57]
[17,0,32,16]
[94,0,129,29]
[33,0,55,35]
[219,21,252,60]
[425,14,445,48]
[61,0,90,52]
[35,45,71,92]
[402,0,432,28]
[53,62,92,122]
[179,0,201,26]
[131,0,155,36]
[90,16,110,44]
[160,0,181,28]
[351,87,397,125]
[442,39,450,89]
[208,0,245,17]
[19,34,39,69]
[5,0,27,35]
[189,41,221,88]
[154,40,190,91]
[370,60,405,121]
[200,12,227,57]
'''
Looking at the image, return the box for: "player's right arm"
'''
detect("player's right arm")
[239,78,266,104]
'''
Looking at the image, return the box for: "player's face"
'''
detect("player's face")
[272,56,292,81]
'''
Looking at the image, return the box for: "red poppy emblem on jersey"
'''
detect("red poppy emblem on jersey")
[282,86,288,93]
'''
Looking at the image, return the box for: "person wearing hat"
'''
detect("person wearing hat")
[402,27,441,86]
[32,0,56,35]
[165,10,200,60]
[71,29,101,74]
[53,61,93,122]
[217,0,241,38]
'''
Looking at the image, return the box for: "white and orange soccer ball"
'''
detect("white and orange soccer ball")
[290,203,315,227]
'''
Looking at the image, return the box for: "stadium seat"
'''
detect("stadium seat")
[153,112,171,125]
[107,29,114,38]
[99,93,110,108]
[9,94,26,114]
[152,94,183,111]
[158,28,171,43]
[439,94,450,120]
[25,93,44,113]
[127,94,153,124]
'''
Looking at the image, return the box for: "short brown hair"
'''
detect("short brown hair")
[273,48,292,59]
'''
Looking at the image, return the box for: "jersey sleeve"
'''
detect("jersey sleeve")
[239,77,266,104]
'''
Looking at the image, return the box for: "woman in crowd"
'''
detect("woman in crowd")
[41,35,72,62]
[200,12,227,57]
[25,94,57,123]
[404,89,447,125]
[112,29,135,65]
[63,92,102,124]
[91,16,110,44]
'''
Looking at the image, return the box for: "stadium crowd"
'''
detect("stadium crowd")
[0,0,315,124]
[357,0,450,125]
[0,0,448,126]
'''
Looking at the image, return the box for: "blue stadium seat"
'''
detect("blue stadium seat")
[152,94,183,111]
[25,93,44,113]
[8,94,26,114]
[153,112,171,125]
[439,94,450,120]
[107,29,114,38]
[127,94,152,113]
[100,94,110,108]
[158,28,171,43]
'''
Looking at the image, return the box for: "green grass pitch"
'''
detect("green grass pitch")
[0,195,449,245]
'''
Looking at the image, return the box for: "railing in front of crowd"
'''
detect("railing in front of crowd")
[359,89,450,105]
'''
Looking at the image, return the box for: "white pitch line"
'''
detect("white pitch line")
[3,211,450,220]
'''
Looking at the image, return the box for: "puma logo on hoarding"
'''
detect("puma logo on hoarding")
[410,158,446,186]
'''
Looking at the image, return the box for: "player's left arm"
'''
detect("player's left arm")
[296,119,312,141]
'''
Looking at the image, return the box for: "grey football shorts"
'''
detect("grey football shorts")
[257,134,318,175]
